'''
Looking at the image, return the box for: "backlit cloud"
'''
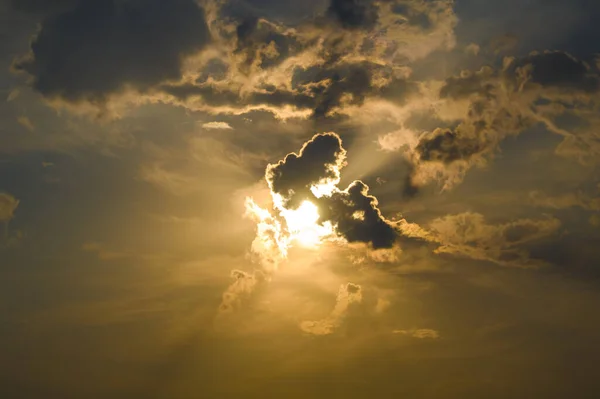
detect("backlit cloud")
[201,121,233,130]
[300,282,363,335]
[253,132,417,252]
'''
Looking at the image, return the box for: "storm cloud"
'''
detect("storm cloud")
[13,0,211,103]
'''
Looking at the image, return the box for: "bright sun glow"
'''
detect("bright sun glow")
[281,200,333,247]
[245,194,335,269]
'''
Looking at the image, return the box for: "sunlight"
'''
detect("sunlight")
[245,196,334,266]
[281,200,334,247]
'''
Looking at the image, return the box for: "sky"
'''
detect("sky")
[1,0,600,398]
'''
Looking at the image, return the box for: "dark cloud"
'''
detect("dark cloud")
[503,223,544,244]
[13,0,211,103]
[345,282,361,294]
[439,67,496,100]
[406,51,600,190]
[290,61,417,119]
[402,164,420,199]
[327,0,378,30]
[220,0,327,25]
[312,64,372,119]
[195,58,229,84]
[266,132,346,209]
[234,17,304,71]
[236,16,260,43]
[163,62,416,119]
[390,2,432,30]
[317,180,398,249]
[160,82,317,115]
[441,52,600,100]
[416,128,488,164]
[505,51,600,93]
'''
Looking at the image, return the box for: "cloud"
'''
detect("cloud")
[152,0,454,120]
[161,60,417,121]
[218,269,266,314]
[316,180,399,249]
[393,328,440,339]
[428,212,562,268]
[506,51,600,93]
[235,131,429,313]
[8,0,458,124]
[415,127,488,164]
[17,116,35,131]
[300,282,362,335]
[202,121,233,130]
[13,0,211,104]
[327,0,379,30]
[233,17,305,74]
[262,132,414,249]
[387,50,600,192]
[529,191,600,211]
[266,132,346,209]
[0,193,20,223]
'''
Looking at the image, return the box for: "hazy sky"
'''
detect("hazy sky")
[1,0,600,398]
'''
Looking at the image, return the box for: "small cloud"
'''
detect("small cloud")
[17,116,35,131]
[42,162,55,168]
[0,193,20,222]
[393,329,440,339]
[218,269,266,314]
[465,43,480,55]
[6,89,20,102]
[202,121,233,130]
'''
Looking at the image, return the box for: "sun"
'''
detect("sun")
[281,200,333,247]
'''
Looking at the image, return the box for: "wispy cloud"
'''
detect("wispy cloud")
[393,329,440,339]
[17,116,35,131]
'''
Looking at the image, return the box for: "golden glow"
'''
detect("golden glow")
[281,200,334,248]
[245,196,335,265]
[310,179,338,198]
[352,210,365,220]
[244,198,288,271]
